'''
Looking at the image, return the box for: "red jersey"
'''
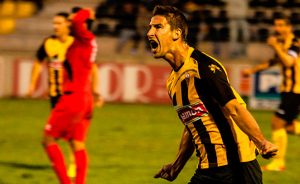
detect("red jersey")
[64,9,97,93]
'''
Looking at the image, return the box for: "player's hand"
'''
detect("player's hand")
[267,36,279,48]
[88,9,95,20]
[241,68,252,77]
[260,140,278,159]
[83,8,95,20]
[94,93,104,108]
[26,85,35,97]
[154,164,179,181]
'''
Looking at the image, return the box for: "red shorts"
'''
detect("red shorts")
[44,92,93,142]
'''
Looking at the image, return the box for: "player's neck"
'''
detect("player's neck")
[165,42,190,71]
[58,34,69,42]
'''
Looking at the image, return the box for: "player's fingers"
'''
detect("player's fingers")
[154,172,161,178]
[262,149,278,159]
[269,149,278,156]
[269,151,277,157]
[261,141,278,153]
[154,164,173,179]
[263,145,278,154]
[161,172,170,179]
[262,153,275,159]
[154,169,164,178]
[268,147,278,153]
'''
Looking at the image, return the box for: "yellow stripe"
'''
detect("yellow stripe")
[215,144,228,167]
[294,59,300,93]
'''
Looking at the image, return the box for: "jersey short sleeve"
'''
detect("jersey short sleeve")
[36,41,47,62]
[198,60,236,107]
[206,69,236,107]
[288,37,300,58]
[268,56,280,66]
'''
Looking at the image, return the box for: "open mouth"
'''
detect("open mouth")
[149,40,158,50]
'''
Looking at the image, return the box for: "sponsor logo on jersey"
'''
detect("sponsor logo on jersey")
[176,102,208,124]
[208,64,221,73]
[48,61,63,69]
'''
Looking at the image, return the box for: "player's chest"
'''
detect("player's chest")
[166,69,200,98]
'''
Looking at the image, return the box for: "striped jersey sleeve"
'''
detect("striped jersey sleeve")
[288,37,300,58]
[194,52,236,107]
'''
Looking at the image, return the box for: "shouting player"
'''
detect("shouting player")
[147,5,278,184]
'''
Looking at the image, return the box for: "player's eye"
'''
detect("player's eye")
[154,25,162,29]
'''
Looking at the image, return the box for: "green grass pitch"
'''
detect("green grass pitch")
[0,98,300,184]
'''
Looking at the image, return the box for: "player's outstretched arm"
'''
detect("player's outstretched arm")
[154,127,194,181]
[27,60,42,97]
[223,99,278,159]
[242,62,271,77]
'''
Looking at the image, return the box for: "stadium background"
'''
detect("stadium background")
[0,0,299,183]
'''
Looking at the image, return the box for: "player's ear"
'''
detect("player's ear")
[67,19,72,27]
[172,28,182,41]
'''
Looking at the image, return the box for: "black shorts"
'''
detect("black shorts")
[50,95,61,109]
[188,160,262,184]
[275,92,300,123]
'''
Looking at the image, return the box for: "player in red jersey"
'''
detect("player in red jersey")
[42,8,98,184]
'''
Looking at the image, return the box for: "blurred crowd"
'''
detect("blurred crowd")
[92,0,300,57]
[0,0,43,11]
[2,0,300,58]
[0,0,43,35]
[93,0,225,54]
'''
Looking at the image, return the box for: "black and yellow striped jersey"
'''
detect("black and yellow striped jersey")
[166,47,256,169]
[269,33,300,93]
[36,35,74,97]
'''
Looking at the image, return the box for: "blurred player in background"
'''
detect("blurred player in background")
[28,12,73,107]
[28,11,103,179]
[27,12,78,178]
[28,12,103,109]
[42,8,101,184]
[148,5,278,183]
[243,15,300,171]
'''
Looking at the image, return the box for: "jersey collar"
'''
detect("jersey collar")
[174,47,194,72]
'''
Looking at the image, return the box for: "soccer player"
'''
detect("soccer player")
[42,8,97,184]
[27,12,77,178]
[242,15,300,171]
[147,5,278,183]
[28,12,73,108]
[28,12,103,109]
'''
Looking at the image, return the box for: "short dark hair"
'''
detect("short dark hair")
[55,12,69,19]
[71,6,82,14]
[153,5,188,41]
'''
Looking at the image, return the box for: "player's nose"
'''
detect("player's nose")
[147,27,155,38]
